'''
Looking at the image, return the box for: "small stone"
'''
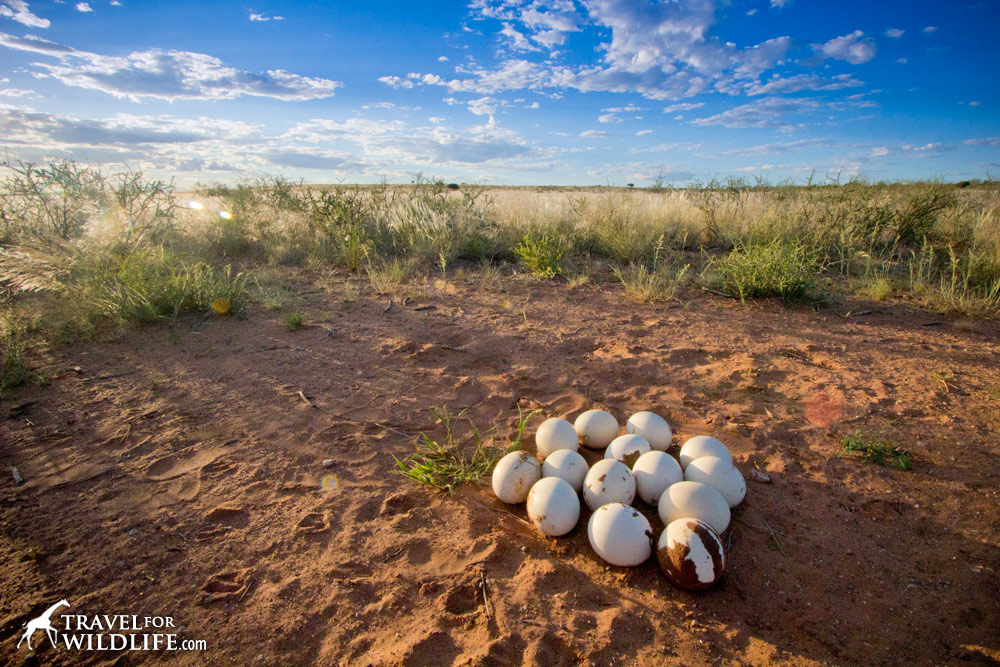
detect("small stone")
[750,469,771,483]
[116,560,126,567]
[127,528,139,537]
[322,459,335,468]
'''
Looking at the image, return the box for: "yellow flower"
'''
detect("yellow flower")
[211,297,231,314]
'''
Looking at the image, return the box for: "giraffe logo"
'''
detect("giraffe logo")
[17,599,69,651]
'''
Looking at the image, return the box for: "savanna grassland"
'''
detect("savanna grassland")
[1,162,999,665]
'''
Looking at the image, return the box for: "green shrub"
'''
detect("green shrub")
[708,239,821,304]
[515,231,566,279]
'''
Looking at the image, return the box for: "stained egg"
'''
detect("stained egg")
[657,480,730,534]
[535,417,580,460]
[491,451,541,504]
[526,477,580,537]
[625,411,672,451]
[541,449,588,492]
[605,434,651,468]
[587,502,653,567]
[574,409,619,449]
[582,459,636,511]
[679,435,732,470]
[684,456,746,509]
[631,450,684,506]
[657,518,726,591]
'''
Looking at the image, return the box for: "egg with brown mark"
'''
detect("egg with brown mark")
[657,518,726,591]
[574,409,619,449]
[491,451,541,504]
[582,459,635,511]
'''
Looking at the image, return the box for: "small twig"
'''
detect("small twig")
[172,531,188,542]
[297,391,316,408]
[763,519,787,556]
[480,569,495,630]
[83,371,137,383]
[700,286,738,299]
[922,320,943,327]
[238,579,254,602]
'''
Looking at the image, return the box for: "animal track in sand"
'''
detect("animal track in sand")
[145,446,227,481]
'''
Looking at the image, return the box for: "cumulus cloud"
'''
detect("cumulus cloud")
[0,1,49,28]
[598,112,621,123]
[75,2,92,12]
[636,129,652,135]
[467,96,499,116]
[923,26,937,34]
[885,28,904,38]
[0,32,341,101]
[813,30,877,65]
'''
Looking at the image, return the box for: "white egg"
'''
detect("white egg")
[587,502,654,567]
[535,417,579,459]
[574,409,619,449]
[541,449,588,492]
[684,456,746,508]
[656,480,730,534]
[491,451,541,504]
[526,477,580,537]
[582,459,636,511]
[604,434,651,468]
[631,451,684,506]
[679,435,732,470]
[625,411,672,451]
[656,518,726,591]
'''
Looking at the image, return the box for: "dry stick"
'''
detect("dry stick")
[480,569,495,631]
[763,519,787,557]
[82,371,137,383]
[700,286,738,299]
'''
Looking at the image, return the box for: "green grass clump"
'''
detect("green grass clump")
[283,311,304,331]
[841,433,912,470]
[395,408,507,494]
[708,239,821,304]
[0,312,30,392]
[515,231,566,279]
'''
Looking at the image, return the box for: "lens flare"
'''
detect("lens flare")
[218,210,232,219]
[321,474,339,492]
[186,200,204,210]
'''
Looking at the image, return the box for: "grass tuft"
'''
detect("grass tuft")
[841,433,912,470]
[708,239,821,304]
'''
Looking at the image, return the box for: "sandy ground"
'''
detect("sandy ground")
[1,271,999,666]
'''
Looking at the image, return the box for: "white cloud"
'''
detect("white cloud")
[663,102,703,113]
[111,1,121,5]
[0,1,50,28]
[963,137,1000,147]
[770,0,792,8]
[524,101,538,109]
[580,129,610,137]
[379,75,414,89]
[467,96,499,116]
[709,138,831,157]
[691,97,820,130]
[0,86,35,96]
[75,2,92,12]
[598,112,621,124]
[438,55,448,62]
[885,28,904,38]
[249,11,284,22]
[923,26,937,34]
[635,129,652,136]
[0,32,342,101]
[870,146,890,157]
[747,73,862,96]
[746,9,757,16]
[814,30,877,65]
[968,101,982,107]
[896,58,908,64]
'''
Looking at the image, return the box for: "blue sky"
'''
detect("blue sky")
[1,0,997,186]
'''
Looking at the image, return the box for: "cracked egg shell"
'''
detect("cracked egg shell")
[541,449,588,492]
[582,459,636,511]
[491,451,541,504]
[657,518,726,591]
[587,502,654,567]
[679,435,732,470]
[526,477,580,537]
[535,417,580,459]
[632,451,684,506]
[625,411,673,451]
[657,480,730,534]
[574,409,619,449]
[604,434,651,468]
[684,456,746,509]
